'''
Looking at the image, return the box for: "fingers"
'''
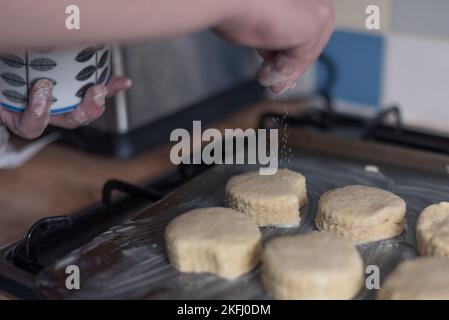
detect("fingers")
[0,76,132,137]
[0,108,21,137]
[106,76,132,97]
[17,79,54,138]
[49,85,107,129]
[257,49,310,95]
[257,13,334,95]
[0,79,53,139]
[49,76,132,129]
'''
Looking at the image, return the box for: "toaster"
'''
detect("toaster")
[53,30,266,158]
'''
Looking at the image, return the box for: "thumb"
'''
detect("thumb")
[17,79,53,138]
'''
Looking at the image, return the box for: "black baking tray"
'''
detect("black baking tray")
[32,128,449,299]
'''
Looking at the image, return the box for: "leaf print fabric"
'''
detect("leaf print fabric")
[76,65,97,81]
[29,58,57,71]
[76,82,95,98]
[75,47,97,63]
[0,54,25,68]
[2,89,27,104]
[1,73,26,87]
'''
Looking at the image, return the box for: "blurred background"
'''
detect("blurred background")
[87,0,449,151]
[1,0,449,300]
[313,0,449,135]
[1,0,449,245]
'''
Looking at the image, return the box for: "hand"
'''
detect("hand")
[215,0,334,94]
[0,77,131,139]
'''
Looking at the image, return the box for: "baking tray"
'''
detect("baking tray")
[35,129,449,299]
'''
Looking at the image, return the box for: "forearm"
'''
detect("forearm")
[0,0,245,49]
[0,0,333,102]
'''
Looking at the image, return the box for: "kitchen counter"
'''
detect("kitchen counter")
[0,100,308,246]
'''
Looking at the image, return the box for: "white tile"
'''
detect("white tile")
[382,34,449,135]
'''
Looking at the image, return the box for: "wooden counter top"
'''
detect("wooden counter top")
[0,100,308,246]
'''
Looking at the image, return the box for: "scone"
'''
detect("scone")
[416,202,449,258]
[165,207,262,279]
[225,169,307,227]
[316,185,406,243]
[262,232,364,300]
[378,257,449,300]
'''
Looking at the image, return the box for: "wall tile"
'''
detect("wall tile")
[382,33,449,134]
[317,30,384,108]
[392,0,449,39]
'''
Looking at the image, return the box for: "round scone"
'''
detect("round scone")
[225,169,307,227]
[165,207,262,279]
[378,257,449,300]
[416,202,449,258]
[316,185,406,243]
[262,232,364,300]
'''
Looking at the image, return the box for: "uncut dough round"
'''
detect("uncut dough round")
[417,202,449,258]
[378,257,449,300]
[225,169,307,227]
[165,207,262,279]
[262,232,364,300]
[316,185,406,243]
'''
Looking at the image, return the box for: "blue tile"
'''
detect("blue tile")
[317,30,384,107]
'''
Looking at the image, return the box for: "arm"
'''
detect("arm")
[1,0,334,138]
[2,1,334,86]
[1,0,244,49]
